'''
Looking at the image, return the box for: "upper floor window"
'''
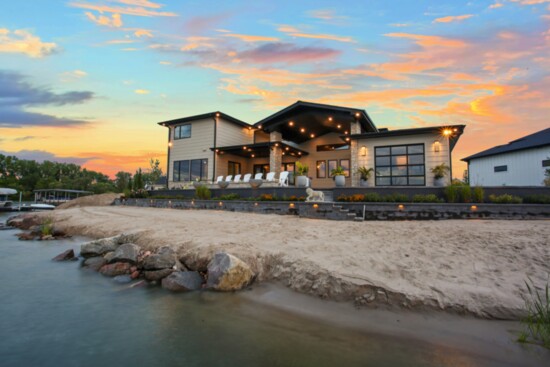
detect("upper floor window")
[174,124,191,139]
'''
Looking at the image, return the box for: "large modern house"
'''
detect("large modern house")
[159,101,465,189]
[462,127,550,186]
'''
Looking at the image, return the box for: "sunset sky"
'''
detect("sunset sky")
[0,0,549,178]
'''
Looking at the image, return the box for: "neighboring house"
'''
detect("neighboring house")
[145,176,167,191]
[462,127,550,186]
[159,101,465,189]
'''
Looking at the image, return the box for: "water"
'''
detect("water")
[0,212,547,367]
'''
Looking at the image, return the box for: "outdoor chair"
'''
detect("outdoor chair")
[233,174,242,183]
[225,175,233,182]
[265,172,276,182]
[215,176,223,183]
[254,173,263,180]
[242,173,252,183]
[278,171,289,187]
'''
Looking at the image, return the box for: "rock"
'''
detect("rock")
[7,214,42,230]
[130,271,140,279]
[51,227,68,238]
[103,251,115,263]
[144,268,174,281]
[83,256,107,271]
[16,232,37,241]
[109,243,139,264]
[206,253,254,291]
[161,271,203,292]
[179,252,210,272]
[40,235,54,241]
[143,247,176,270]
[81,236,120,258]
[52,249,75,261]
[99,262,132,277]
[113,275,133,284]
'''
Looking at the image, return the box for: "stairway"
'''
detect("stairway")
[331,204,364,222]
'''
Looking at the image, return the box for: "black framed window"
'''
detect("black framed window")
[317,160,326,178]
[542,160,550,167]
[253,164,269,175]
[494,165,507,172]
[340,159,350,177]
[328,160,338,177]
[173,159,207,181]
[228,161,241,176]
[375,144,425,186]
[174,124,191,139]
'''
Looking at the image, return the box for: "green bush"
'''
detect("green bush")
[218,193,240,200]
[363,193,381,202]
[472,186,484,203]
[40,217,54,237]
[488,194,522,204]
[444,185,459,203]
[412,194,442,203]
[383,193,409,202]
[459,185,472,203]
[518,278,550,349]
[523,195,550,204]
[195,185,211,200]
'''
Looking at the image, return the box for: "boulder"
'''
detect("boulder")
[81,236,121,258]
[52,249,75,261]
[113,275,133,284]
[99,262,132,277]
[143,247,176,270]
[104,251,115,263]
[206,253,254,291]
[180,252,210,272]
[109,243,139,264]
[83,256,107,271]
[161,271,203,292]
[7,214,42,230]
[51,226,68,238]
[16,232,37,241]
[144,268,174,281]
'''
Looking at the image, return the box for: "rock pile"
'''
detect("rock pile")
[79,235,255,293]
[7,214,69,241]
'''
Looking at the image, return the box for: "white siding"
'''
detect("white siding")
[468,146,550,186]
[356,134,451,187]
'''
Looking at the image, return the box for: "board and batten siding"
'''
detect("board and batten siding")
[468,146,550,186]
[168,117,214,188]
[356,133,451,187]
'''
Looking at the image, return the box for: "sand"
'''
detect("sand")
[46,206,550,319]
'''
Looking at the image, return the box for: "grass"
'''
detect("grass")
[518,277,550,349]
[40,217,54,237]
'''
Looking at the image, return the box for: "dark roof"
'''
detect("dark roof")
[252,101,378,144]
[462,127,550,162]
[157,112,250,128]
[348,125,466,151]
[211,141,308,158]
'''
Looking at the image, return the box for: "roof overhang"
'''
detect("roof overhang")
[211,142,308,159]
[158,111,250,129]
[346,125,466,151]
[253,101,378,144]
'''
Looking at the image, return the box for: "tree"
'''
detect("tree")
[143,158,163,186]
[114,171,132,192]
[133,168,144,190]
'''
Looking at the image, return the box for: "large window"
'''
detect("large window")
[328,160,338,177]
[173,159,208,181]
[375,144,425,186]
[316,160,326,178]
[340,159,350,177]
[228,161,241,176]
[174,124,191,139]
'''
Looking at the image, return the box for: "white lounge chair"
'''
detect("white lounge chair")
[225,175,233,182]
[216,176,223,183]
[278,171,289,187]
[254,173,263,180]
[233,174,242,183]
[265,172,276,182]
[242,173,252,183]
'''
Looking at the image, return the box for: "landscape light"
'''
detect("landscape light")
[289,203,295,208]
[471,205,477,211]
[313,204,319,209]
[219,201,223,206]
[398,204,404,211]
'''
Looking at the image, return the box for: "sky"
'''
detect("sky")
[0,0,549,178]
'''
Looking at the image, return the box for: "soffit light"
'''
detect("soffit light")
[300,128,305,133]
[289,121,294,126]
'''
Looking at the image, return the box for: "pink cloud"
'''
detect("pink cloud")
[237,43,340,64]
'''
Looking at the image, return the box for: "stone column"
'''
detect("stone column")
[269,131,282,175]
[349,121,361,187]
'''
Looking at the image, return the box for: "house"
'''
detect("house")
[462,127,550,187]
[159,101,465,189]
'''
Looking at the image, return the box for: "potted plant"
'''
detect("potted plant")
[357,167,373,187]
[295,161,309,187]
[331,166,346,187]
[431,163,450,187]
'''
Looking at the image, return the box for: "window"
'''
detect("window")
[317,144,349,152]
[339,159,350,177]
[174,124,191,139]
[375,144,425,186]
[316,160,326,178]
[328,160,338,177]
[542,160,550,167]
[494,165,507,172]
[173,159,208,181]
[228,161,241,176]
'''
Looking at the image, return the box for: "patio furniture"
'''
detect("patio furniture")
[233,174,242,183]
[215,176,223,183]
[254,173,263,180]
[242,173,252,183]
[265,172,276,182]
[225,175,233,182]
[278,171,289,187]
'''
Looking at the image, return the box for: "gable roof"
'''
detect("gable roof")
[158,112,250,128]
[462,127,550,162]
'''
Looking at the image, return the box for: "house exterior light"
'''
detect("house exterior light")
[329,117,333,121]
[310,133,315,138]
[168,142,173,147]
[289,121,294,126]
[434,141,441,152]
[300,128,305,133]
[337,124,341,129]
[360,146,367,156]
[443,129,452,136]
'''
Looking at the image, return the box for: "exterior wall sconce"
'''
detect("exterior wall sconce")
[360,146,367,156]
[434,141,441,153]
[168,142,173,147]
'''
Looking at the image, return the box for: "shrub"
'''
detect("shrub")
[218,193,240,200]
[41,217,54,237]
[488,194,522,204]
[523,195,550,204]
[518,278,550,349]
[259,194,276,201]
[412,194,442,203]
[444,185,459,203]
[472,186,484,203]
[195,185,211,200]
[363,193,381,202]
[383,193,409,202]
[459,185,472,203]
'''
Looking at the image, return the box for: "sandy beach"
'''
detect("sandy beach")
[44,206,549,319]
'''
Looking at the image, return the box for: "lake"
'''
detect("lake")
[0,212,547,367]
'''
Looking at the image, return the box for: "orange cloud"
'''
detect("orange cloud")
[222,33,280,42]
[434,14,473,23]
[489,3,504,9]
[114,0,162,8]
[85,12,123,27]
[278,25,355,43]
[69,2,177,17]
[0,28,58,58]
[384,33,467,48]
